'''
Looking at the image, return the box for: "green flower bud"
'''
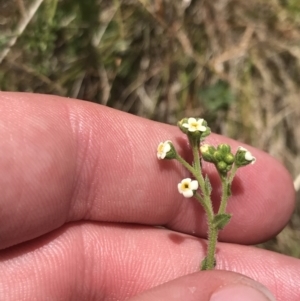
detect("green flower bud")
[164,142,177,159]
[200,144,216,163]
[225,164,232,172]
[224,153,235,165]
[217,144,231,154]
[216,161,227,172]
[213,151,223,161]
[235,146,256,167]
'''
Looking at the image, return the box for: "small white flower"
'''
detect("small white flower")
[238,146,256,164]
[182,118,207,132]
[157,141,172,160]
[178,178,199,198]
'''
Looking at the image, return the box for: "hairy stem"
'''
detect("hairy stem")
[206,221,218,269]
[218,176,229,214]
[176,144,220,270]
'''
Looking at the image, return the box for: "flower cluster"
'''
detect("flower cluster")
[156,117,256,271]
[200,144,235,174]
[157,119,256,198]
[200,144,256,174]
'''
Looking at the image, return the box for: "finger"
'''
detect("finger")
[0,92,295,248]
[128,272,275,301]
[0,223,299,300]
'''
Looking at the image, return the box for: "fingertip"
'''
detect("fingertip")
[232,146,295,242]
[127,271,276,301]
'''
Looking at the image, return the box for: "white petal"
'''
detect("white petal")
[199,125,207,132]
[157,141,173,160]
[157,142,166,159]
[244,151,252,161]
[183,190,193,198]
[196,119,205,130]
[189,180,199,190]
[163,142,171,153]
[246,153,256,164]
[188,117,197,124]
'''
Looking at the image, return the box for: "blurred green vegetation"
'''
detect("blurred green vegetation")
[0,0,300,257]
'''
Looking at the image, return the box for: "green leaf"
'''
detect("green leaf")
[213,213,232,230]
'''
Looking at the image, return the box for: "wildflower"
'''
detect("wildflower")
[182,117,207,132]
[157,141,176,160]
[178,178,198,198]
[235,146,256,167]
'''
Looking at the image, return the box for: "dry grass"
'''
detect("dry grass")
[1,0,300,256]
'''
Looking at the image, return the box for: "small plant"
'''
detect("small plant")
[157,117,256,270]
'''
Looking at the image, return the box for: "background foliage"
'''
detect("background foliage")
[1,0,300,257]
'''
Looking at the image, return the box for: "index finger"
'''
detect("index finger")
[0,92,295,249]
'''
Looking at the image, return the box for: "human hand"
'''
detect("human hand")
[0,92,298,300]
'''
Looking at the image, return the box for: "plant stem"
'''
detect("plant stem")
[196,192,216,270]
[194,193,210,215]
[218,177,229,214]
[175,153,197,178]
[206,220,218,269]
[228,164,238,184]
[175,146,206,191]
[218,164,238,214]
[176,144,218,270]
[192,144,201,173]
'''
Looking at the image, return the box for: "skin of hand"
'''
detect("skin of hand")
[0,92,298,301]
